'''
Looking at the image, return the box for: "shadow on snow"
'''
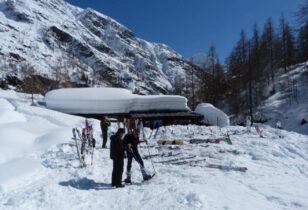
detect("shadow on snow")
[59,178,114,190]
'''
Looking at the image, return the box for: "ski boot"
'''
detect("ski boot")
[124,178,132,184]
[143,174,152,181]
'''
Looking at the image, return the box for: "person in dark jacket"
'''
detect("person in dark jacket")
[101,116,111,148]
[123,128,151,183]
[110,128,126,188]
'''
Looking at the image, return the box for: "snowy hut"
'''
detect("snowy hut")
[44,88,203,124]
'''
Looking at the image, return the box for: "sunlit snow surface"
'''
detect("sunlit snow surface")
[0,89,308,210]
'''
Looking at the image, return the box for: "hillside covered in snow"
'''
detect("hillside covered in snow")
[0,89,307,210]
[0,0,200,94]
[256,62,308,135]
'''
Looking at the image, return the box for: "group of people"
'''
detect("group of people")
[103,118,152,188]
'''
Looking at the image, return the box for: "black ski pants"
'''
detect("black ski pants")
[112,158,124,186]
[102,130,108,148]
[126,152,144,171]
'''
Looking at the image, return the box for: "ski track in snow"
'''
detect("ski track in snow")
[0,92,308,210]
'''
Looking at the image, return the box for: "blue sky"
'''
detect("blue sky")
[66,0,302,62]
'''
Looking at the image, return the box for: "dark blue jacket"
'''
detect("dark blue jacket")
[110,133,126,160]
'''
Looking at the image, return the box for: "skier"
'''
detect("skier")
[100,116,111,148]
[246,115,252,132]
[276,120,282,138]
[276,120,282,129]
[110,128,126,188]
[123,128,152,183]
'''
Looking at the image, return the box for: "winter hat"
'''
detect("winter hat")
[117,128,125,134]
[133,128,140,133]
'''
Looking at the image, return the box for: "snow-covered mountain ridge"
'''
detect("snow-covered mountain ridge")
[0,0,198,94]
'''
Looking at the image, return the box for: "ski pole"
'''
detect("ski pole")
[131,152,143,168]
[148,128,155,140]
[131,150,156,176]
[91,147,94,165]
[146,142,157,174]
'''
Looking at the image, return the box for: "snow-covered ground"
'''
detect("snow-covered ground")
[0,89,308,210]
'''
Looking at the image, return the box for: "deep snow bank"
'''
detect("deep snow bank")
[0,89,85,191]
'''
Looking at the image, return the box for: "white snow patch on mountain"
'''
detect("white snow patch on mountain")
[188,53,209,69]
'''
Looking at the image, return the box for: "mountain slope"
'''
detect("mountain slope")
[0,0,198,94]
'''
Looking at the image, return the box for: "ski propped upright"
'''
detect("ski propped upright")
[75,128,87,167]
[72,128,85,168]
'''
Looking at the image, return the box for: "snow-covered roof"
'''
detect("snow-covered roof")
[44,88,189,114]
[195,103,230,127]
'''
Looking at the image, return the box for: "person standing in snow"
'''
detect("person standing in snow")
[246,115,252,132]
[276,120,282,129]
[123,128,151,183]
[276,120,282,138]
[110,128,126,188]
[100,116,111,148]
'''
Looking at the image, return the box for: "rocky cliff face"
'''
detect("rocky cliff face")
[0,0,198,94]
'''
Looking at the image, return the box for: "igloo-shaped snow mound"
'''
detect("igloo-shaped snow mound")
[195,103,229,127]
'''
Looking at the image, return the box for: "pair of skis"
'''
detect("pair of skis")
[84,120,95,165]
[72,119,96,168]
[168,157,247,172]
[154,154,247,172]
[142,152,181,160]
[189,137,232,145]
[170,158,247,172]
[72,128,84,167]
[154,155,197,164]
[204,164,247,172]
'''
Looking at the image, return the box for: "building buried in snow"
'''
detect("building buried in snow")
[44,88,203,125]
